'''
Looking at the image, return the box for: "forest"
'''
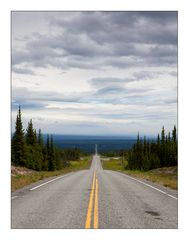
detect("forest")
[101,126,177,171]
[11,106,85,171]
[126,126,177,171]
[12,106,177,172]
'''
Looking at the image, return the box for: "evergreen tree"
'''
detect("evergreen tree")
[41,143,48,171]
[38,129,43,146]
[156,133,161,158]
[161,126,165,144]
[46,134,50,152]
[48,135,56,171]
[25,144,43,171]
[165,135,168,144]
[25,119,36,146]
[25,123,43,170]
[34,129,37,143]
[12,106,78,171]
[12,105,26,166]
[172,125,177,165]
[168,132,171,143]
[143,136,147,155]
[160,126,166,167]
[45,134,50,168]
[172,125,177,142]
[127,126,177,171]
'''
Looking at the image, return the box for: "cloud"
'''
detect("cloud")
[11,12,177,136]
[88,72,161,90]
[12,87,85,104]
[95,86,126,95]
[12,11,177,71]
[12,101,46,110]
[89,77,128,88]
[132,71,162,80]
[49,12,177,45]
[12,82,152,110]
[169,71,177,77]
[13,70,174,108]
[164,98,177,104]
[12,66,35,75]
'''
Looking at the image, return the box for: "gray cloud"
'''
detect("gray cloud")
[49,12,177,45]
[12,82,153,108]
[169,71,177,77]
[85,111,176,122]
[89,77,128,88]
[12,87,85,104]
[12,101,46,110]
[88,71,161,90]
[12,66,35,75]
[132,71,161,80]
[12,61,177,108]
[164,98,177,104]
[12,11,177,71]
[95,86,126,95]
[12,12,177,136]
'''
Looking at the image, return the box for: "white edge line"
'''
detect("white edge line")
[30,172,73,191]
[113,171,178,200]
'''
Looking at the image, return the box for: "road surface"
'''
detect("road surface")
[12,155,178,228]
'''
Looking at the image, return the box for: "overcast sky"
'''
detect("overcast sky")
[12,11,177,136]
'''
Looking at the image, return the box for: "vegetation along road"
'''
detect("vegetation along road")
[12,154,177,229]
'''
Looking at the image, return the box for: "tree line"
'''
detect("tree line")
[127,126,177,171]
[11,106,83,171]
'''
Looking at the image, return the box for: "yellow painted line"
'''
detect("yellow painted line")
[93,177,99,229]
[85,172,96,228]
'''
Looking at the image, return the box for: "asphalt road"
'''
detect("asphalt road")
[11,155,178,229]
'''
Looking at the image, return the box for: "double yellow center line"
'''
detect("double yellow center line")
[85,172,99,229]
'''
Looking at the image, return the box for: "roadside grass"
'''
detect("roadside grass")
[102,159,177,190]
[11,156,92,192]
[101,158,124,171]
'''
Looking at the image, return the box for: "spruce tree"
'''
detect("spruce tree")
[168,132,171,143]
[160,126,165,167]
[172,125,177,142]
[156,133,161,159]
[34,129,37,144]
[38,129,43,146]
[46,134,51,170]
[40,133,48,171]
[25,119,36,146]
[172,125,177,165]
[46,134,50,151]
[127,125,177,170]
[25,122,43,170]
[12,105,26,166]
[143,136,147,155]
[161,126,165,144]
[48,135,56,171]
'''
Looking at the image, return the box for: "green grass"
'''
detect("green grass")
[11,156,92,192]
[101,159,124,171]
[102,159,177,190]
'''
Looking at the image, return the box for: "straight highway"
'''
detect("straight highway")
[11,155,177,228]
